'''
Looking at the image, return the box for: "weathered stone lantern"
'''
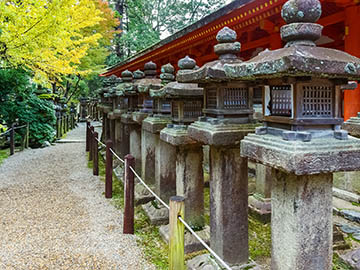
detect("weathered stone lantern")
[224,0,360,269]
[129,63,162,177]
[119,70,137,158]
[157,56,207,253]
[152,64,173,116]
[178,27,258,267]
[142,64,175,225]
[136,62,159,114]
[79,97,88,122]
[99,75,121,142]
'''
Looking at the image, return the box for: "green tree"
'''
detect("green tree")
[109,0,226,62]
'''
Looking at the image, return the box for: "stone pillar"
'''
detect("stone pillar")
[130,125,142,173]
[210,146,248,265]
[271,169,333,270]
[249,163,272,222]
[114,119,123,155]
[156,140,177,203]
[176,144,204,228]
[120,114,132,158]
[109,118,116,146]
[141,129,157,186]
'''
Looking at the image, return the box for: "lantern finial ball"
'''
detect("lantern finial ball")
[281,0,322,24]
[178,56,196,70]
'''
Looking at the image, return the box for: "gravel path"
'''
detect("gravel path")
[0,123,155,270]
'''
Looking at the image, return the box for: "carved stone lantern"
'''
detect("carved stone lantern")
[136,62,160,114]
[157,56,207,253]
[178,27,258,267]
[151,64,173,116]
[224,0,360,269]
[119,70,138,158]
[142,64,175,225]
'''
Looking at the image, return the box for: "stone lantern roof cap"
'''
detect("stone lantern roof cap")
[151,63,176,98]
[144,61,157,78]
[224,0,360,81]
[133,69,145,80]
[121,69,133,82]
[177,27,243,83]
[160,56,203,99]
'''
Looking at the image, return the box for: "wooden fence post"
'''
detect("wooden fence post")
[169,196,185,270]
[124,154,135,234]
[105,140,113,198]
[89,126,94,161]
[93,132,99,176]
[10,123,15,156]
[26,123,29,149]
[86,121,90,152]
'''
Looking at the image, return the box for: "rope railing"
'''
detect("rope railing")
[0,123,30,155]
[85,121,247,270]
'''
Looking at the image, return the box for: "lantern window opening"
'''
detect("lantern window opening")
[224,87,249,109]
[206,88,217,109]
[265,85,293,117]
[301,84,333,118]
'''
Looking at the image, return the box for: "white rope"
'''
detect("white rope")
[129,166,170,210]
[0,129,11,137]
[110,148,125,164]
[13,124,27,130]
[94,136,106,148]
[178,216,232,270]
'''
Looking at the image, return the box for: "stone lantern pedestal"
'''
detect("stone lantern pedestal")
[248,163,272,223]
[158,125,209,253]
[188,119,257,265]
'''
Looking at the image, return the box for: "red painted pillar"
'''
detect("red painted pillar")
[344,5,360,120]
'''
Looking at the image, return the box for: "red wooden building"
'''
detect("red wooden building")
[101,0,360,120]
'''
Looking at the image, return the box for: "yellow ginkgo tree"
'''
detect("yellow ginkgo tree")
[0,0,108,82]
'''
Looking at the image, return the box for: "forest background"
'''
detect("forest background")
[0,0,225,146]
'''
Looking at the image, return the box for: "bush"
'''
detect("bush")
[0,69,56,147]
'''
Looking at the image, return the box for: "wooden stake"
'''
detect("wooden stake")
[93,132,99,176]
[105,140,113,198]
[124,154,135,234]
[89,126,94,161]
[25,123,29,148]
[10,123,15,156]
[169,196,185,270]
[86,121,90,152]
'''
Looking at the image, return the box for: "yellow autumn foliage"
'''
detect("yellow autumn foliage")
[0,0,110,82]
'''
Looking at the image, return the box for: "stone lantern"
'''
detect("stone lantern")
[130,63,162,176]
[119,70,138,158]
[136,62,159,114]
[99,75,121,142]
[151,64,173,116]
[178,27,258,267]
[224,0,360,269]
[157,56,207,253]
[142,64,175,225]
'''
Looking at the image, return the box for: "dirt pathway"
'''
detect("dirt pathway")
[0,123,154,270]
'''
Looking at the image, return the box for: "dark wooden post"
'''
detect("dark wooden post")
[105,140,113,198]
[56,118,59,138]
[10,123,15,156]
[25,123,29,149]
[169,196,185,270]
[93,132,99,176]
[86,121,90,152]
[89,126,94,161]
[123,154,135,234]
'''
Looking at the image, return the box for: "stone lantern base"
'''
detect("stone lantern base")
[241,132,360,270]
[141,116,172,225]
[158,126,208,252]
[188,119,258,265]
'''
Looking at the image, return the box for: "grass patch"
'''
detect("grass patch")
[249,216,271,260]
[333,253,353,270]
[0,149,9,165]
